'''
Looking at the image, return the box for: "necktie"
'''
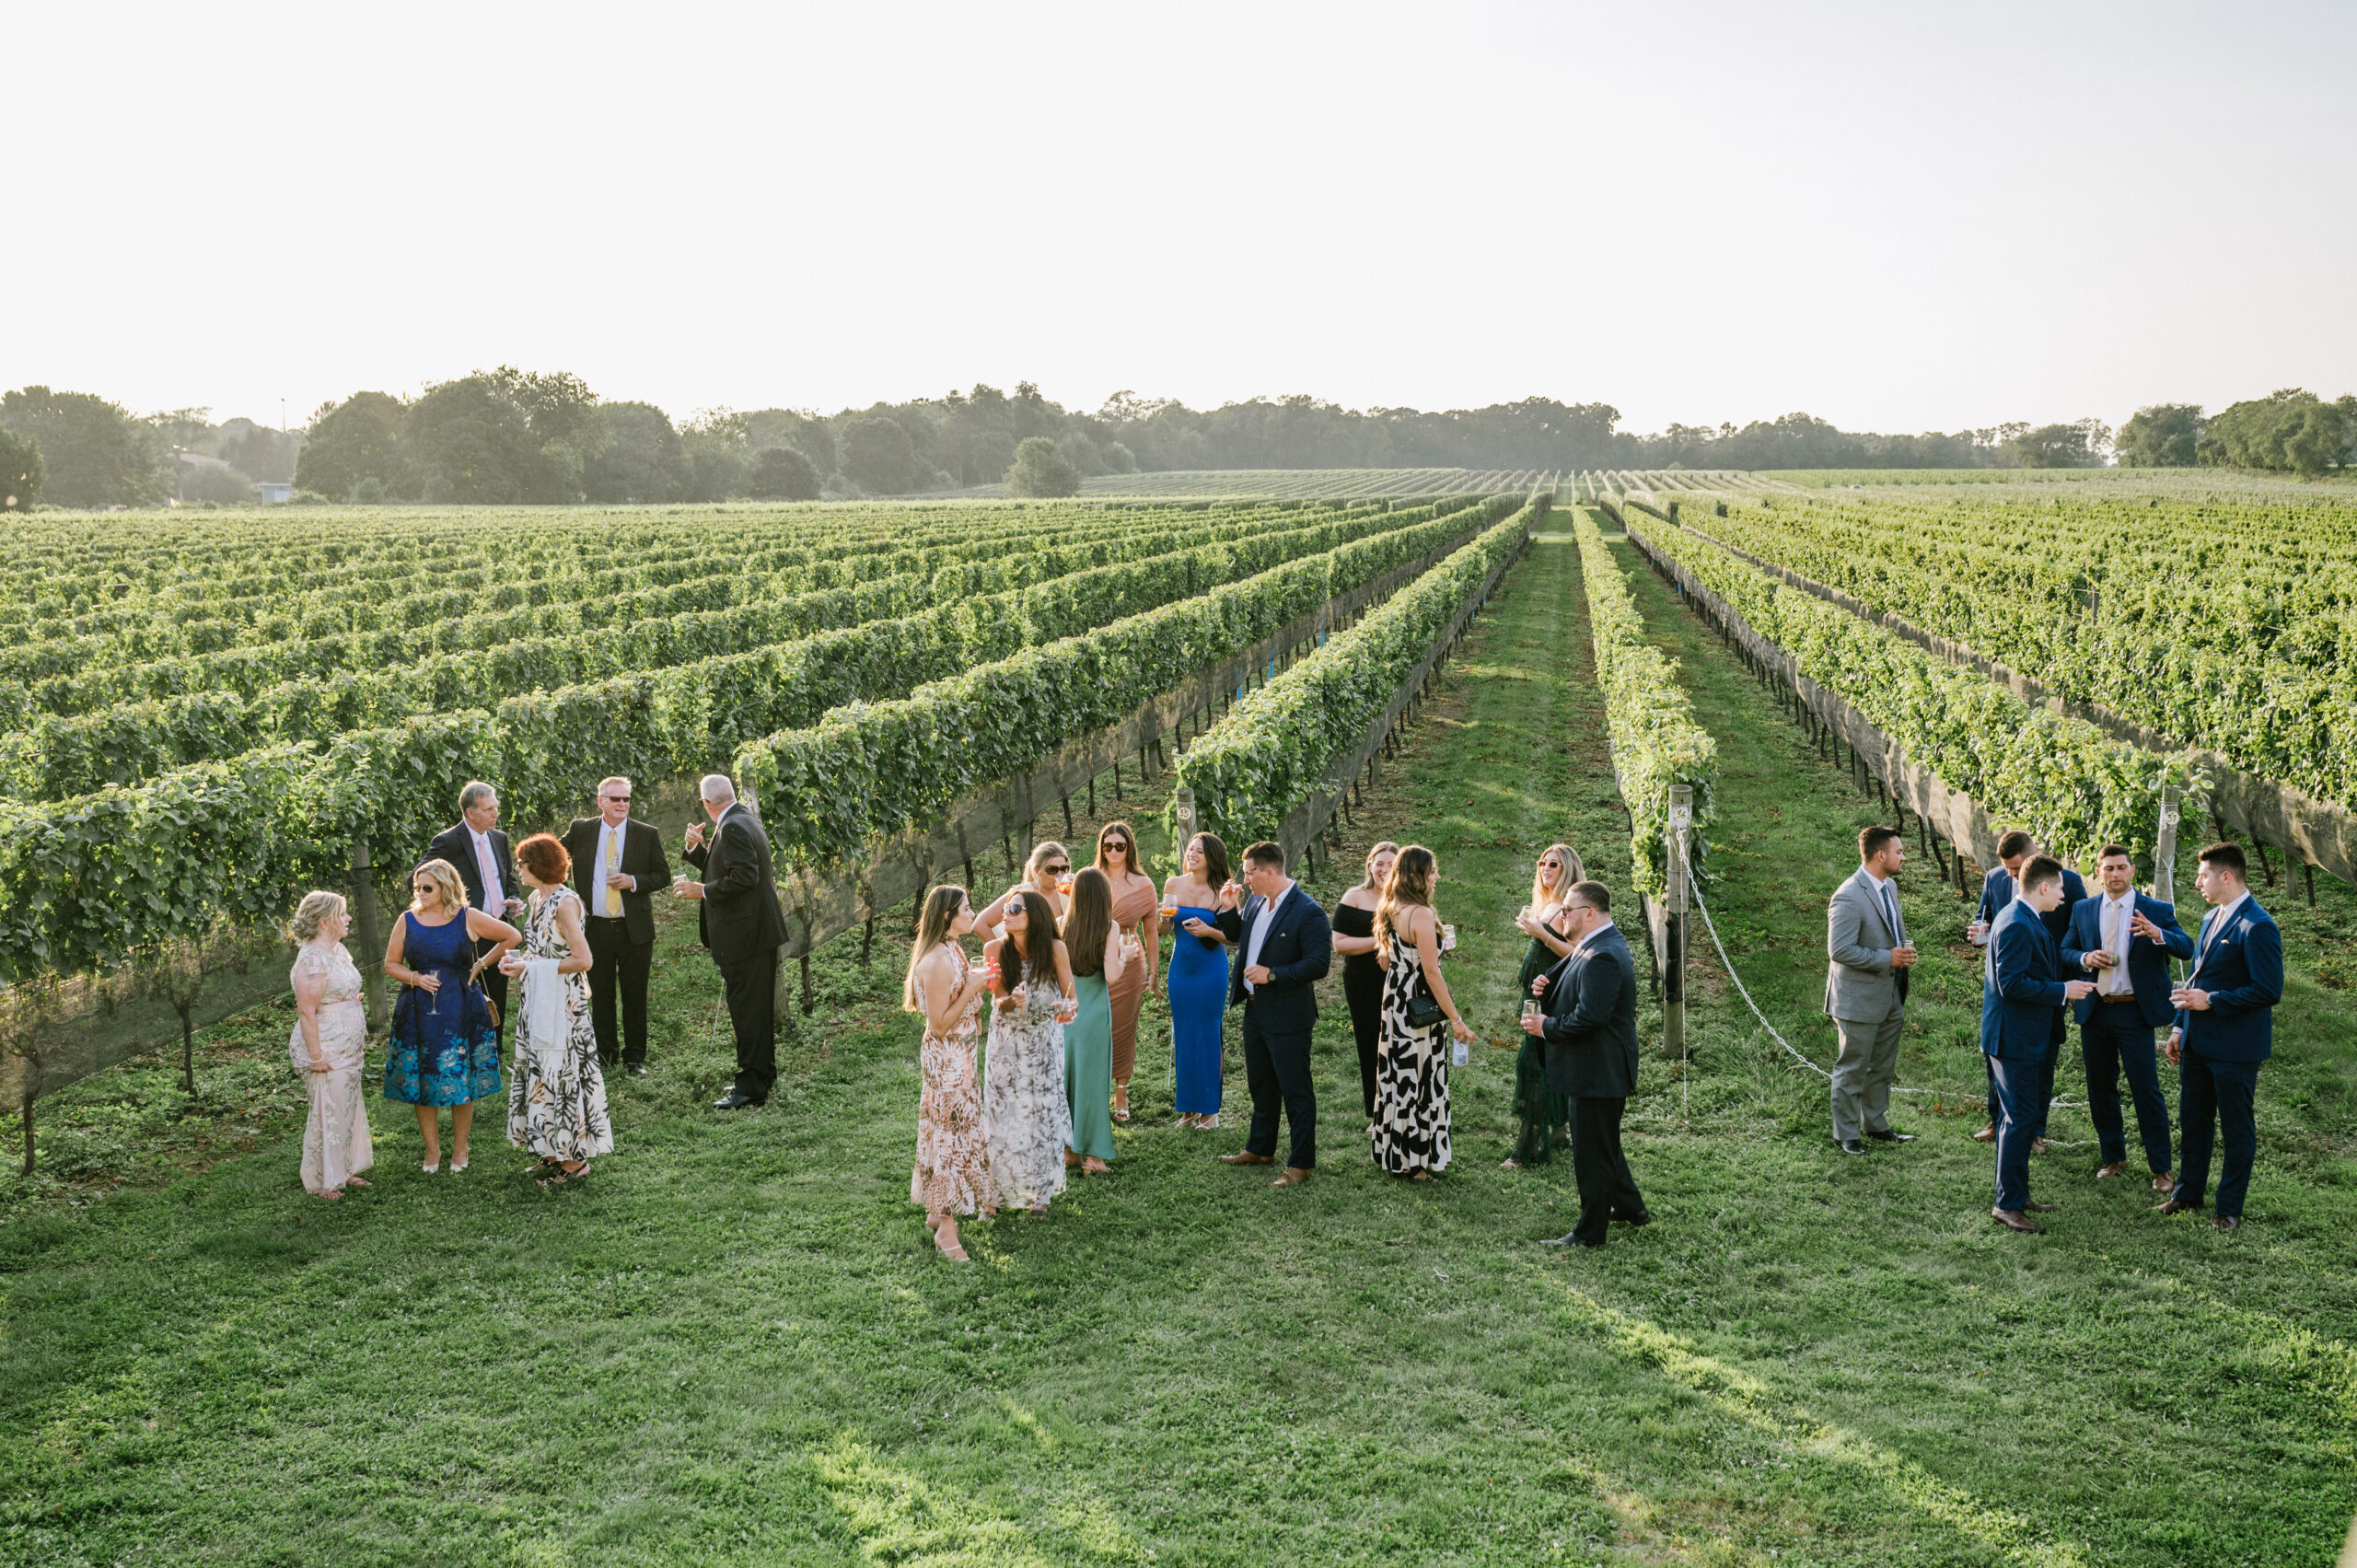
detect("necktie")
[600,827,621,917]
[1880,880,1903,947]
[2106,899,2128,993]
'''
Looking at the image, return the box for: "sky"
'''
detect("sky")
[9,0,2353,438]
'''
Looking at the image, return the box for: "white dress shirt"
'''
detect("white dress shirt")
[594,819,625,917]
[2098,890,2135,995]
[1242,880,1293,992]
[468,827,505,912]
[2194,890,2251,977]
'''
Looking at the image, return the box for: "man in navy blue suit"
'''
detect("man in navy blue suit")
[2061,844,2194,1192]
[1969,830,2087,1150]
[1214,841,1333,1187]
[1984,855,2096,1233]
[2156,843,2283,1233]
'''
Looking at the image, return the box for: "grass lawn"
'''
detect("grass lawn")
[6,521,2354,1566]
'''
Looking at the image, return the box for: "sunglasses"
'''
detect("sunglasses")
[1045,865,1071,876]
[1104,841,1131,853]
[602,794,631,803]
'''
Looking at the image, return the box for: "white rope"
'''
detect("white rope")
[1684,870,2087,1124]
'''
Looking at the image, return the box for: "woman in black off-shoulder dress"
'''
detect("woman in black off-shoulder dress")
[1329,842,1398,1126]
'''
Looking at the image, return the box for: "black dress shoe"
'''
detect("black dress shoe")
[1864,1129,1915,1144]
[1837,1138,1868,1156]
[1540,1232,1605,1249]
[1611,1210,1653,1226]
[2212,1215,2243,1232]
[713,1090,762,1109]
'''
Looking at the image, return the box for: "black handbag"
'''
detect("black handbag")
[1403,978,1446,1033]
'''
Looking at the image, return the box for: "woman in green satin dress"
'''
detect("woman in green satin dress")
[1505,843,1583,1168]
[1061,868,1132,1175]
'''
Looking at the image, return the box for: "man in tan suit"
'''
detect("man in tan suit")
[1825,825,1918,1155]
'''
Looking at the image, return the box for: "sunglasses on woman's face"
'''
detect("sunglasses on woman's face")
[1046,864,1070,876]
[1106,842,1130,854]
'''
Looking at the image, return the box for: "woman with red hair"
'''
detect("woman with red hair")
[500,832,610,1188]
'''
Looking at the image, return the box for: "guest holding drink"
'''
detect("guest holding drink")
[1093,822,1159,1121]
[1330,842,1399,1128]
[1062,867,1133,1176]
[983,890,1079,1214]
[1162,831,1239,1130]
[384,858,518,1173]
[1370,845,1475,1180]
[2157,843,2283,1233]
[287,891,372,1200]
[907,884,993,1261]
[500,833,610,1190]
[977,842,1074,941]
[1505,843,1584,1168]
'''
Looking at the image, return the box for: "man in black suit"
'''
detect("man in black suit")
[672,773,788,1109]
[561,775,671,1076]
[1213,841,1333,1187]
[426,780,526,1043]
[1527,880,1649,1249]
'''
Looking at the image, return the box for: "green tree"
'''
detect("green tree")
[181,461,258,504]
[749,446,822,500]
[481,366,603,499]
[296,391,412,500]
[407,377,564,504]
[583,401,688,504]
[0,386,168,506]
[2007,417,2112,468]
[217,419,299,483]
[1004,435,1081,497]
[0,425,41,509]
[740,408,838,477]
[839,415,919,494]
[2202,389,2351,476]
[2117,403,2203,467]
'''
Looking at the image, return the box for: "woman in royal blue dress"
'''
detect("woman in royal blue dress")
[384,858,519,1173]
[1160,831,1239,1130]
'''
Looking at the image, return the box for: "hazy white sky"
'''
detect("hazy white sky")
[11,1,2352,436]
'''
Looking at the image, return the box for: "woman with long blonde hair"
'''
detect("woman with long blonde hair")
[1370,845,1473,1180]
[907,884,992,1260]
[1329,841,1399,1128]
[384,856,518,1173]
[1505,843,1584,1168]
[976,840,1074,941]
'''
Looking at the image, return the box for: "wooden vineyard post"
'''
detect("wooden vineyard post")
[2151,784,2180,908]
[1662,784,1692,1060]
[348,840,386,1031]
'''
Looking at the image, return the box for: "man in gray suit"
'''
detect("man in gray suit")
[1825,825,1918,1155]
[1525,881,1649,1249]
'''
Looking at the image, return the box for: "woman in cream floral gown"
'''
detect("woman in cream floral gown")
[503,833,610,1189]
[287,890,374,1199]
[907,885,993,1261]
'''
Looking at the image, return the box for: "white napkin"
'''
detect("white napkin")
[524,958,565,1079]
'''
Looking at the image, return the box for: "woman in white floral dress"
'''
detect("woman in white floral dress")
[907,885,993,1261]
[983,889,1077,1215]
[502,833,610,1189]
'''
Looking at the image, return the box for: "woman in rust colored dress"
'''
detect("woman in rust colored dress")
[1093,820,1159,1122]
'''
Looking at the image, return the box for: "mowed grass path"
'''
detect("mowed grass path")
[6,525,2354,1565]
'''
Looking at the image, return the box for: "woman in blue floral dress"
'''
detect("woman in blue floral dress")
[384,857,518,1172]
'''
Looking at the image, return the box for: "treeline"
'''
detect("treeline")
[6,374,2349,512]
[2118,390,2357,475]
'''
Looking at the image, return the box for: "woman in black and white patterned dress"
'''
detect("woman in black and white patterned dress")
[1369,845,1476,1180]
[501,832,611,1190]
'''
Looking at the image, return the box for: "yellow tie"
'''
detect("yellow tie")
[601,829,621,917]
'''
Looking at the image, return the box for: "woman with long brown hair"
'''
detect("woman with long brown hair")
[1369,845,1474,1180]
[1505,843,1584,1168]
[1093,821,1158,1121]
[907,883,992,1260]
[983,889,1078,1214]
[1329,841,1399,1130]
[1061,867,1133,1176]
[1160,830,1238,1130]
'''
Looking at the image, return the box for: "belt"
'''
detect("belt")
[2097,992,2140,1004]
[586,913,630,924]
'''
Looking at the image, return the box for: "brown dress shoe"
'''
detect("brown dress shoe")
[1272,1167,1311,1187]
[2212,1215,2242,1232]
[2095,1162,2126,1179]
[1991,1207,2047,1234]
[1972,1124,1997,1144]
[2151,1171,2175,1193]
[2031,1137,2050,1155]
[2154,1197,2203,1215]
[1218,1151,1274,1166]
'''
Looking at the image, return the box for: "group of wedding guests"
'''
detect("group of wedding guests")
[284,773,766,1201]
[903,822,1648,1261]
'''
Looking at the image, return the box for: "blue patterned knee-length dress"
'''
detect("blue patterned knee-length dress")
[384,910,503,1106]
